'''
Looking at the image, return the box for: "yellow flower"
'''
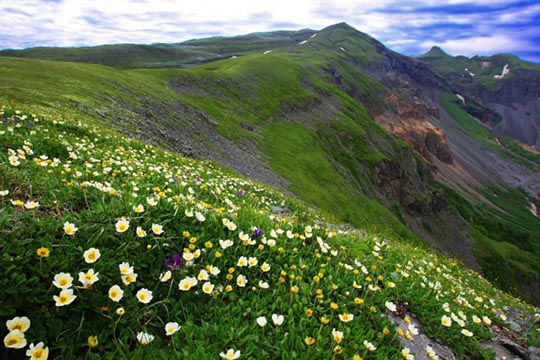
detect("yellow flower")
[353,355,363,360]
[108,285,124,302]
[305,309,313,317]
[63,221,78,236]
[160,270,172,282]
[354,297,364,305]
[332,328,344,343]
[290,285,299,294]
[333,345,342,354]
[87,335,98,348]
[6,316,31,332]
[305,336,315,346]
[330,302,339,310]
[36,247,50,257]
[115,219,130,233]
[321,316,330,325]
[383,328,390,335]
[26,342,49,360]
[122,273,138,285]
[4,330,27,349]
[53,289,77,307]
[136,288,153,304]
[83,247,101,264]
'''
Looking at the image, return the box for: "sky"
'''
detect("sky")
[0,0,539,62]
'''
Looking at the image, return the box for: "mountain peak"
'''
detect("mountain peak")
[421,46,451,58]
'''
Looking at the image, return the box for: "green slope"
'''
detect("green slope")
[1,107,537,359]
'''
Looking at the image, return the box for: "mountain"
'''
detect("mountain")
[0,23,539,306]
[419,46,540,148]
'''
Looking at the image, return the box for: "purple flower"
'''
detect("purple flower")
[164,253,185,270]
[252,228,263,237]
[237,189,244,196]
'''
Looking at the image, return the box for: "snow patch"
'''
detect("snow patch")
[230,55,237,59]
[339,46,346,52]
[298,40,308,45]
[310,32,317,38]
[464,68,475,77]
[263,50,272,55]
[494,64,510,79]
[456,94,465,104]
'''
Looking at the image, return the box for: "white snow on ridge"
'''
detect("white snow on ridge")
[494,64,510,79]
[456,94,465,104]
[339,46,346,52]
[298,40,308,45]
[528,202,538,217]
[310,33,318,38]
[465,68,475,77]
[263,50,272,55]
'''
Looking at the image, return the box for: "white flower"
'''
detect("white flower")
[24,200,39,210]
[209,265,221,276]
[3,329,27,349]
[236,274,247,287]
[136,332,154,345]
[195,211,206,222]
[363,340,376,352]
[256,316,267,327]
[219,239,233,249]
[78,269,99,287]
[261,262,271,272]
[237,256,248,267]
[136,226,147,238]
[108,285,124,302]
[220,348,241,359]
[63,221,78,236]
[179,277,198,291]
[441,315,452,327]
[119,262,134,275]
[165,322,180,336]
[52,273,74,289]
[272,314,284,326]
[115,219,130,233]
[83,248,101,264]
[53,288,77,307]
[6,316,31,332]
[133,204,144,213]
[151,224,164,235]
[26,341,49,360]
[259,281,269,289]
[461,329,473,337]
[160,270,172,282]
[202,282,215,294]
[402,347,414,360]
[136,288,153,304]
[385,301,397,312]
[198,269,210,281]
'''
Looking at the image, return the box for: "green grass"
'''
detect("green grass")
[0,107,537,359]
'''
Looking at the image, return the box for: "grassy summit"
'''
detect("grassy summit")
[0,107,538,359]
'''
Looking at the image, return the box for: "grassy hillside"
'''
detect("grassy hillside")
[1,107,538,359]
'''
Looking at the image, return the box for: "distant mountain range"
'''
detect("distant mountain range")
[1,22,538,303]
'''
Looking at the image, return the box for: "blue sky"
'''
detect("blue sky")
[1,0,539,62]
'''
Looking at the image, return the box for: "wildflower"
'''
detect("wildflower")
[36,247,50,257]
[179,277,198,291]
[6,316,30,332]
[305,336,316,346]
[195,211,206,222]
[339,313,354,323]
[136,226,147,238]
[108,285,124,302]
[219,239,233,249]
[272,314,284,326]
[290,285,299,294]
[165,322,180,336]
[256,316,267,327]
[332,328,344,343]
[236,274,247,287]
[363,340,376,352]
[116,308,125,316]
[160,270,172,282]
[202,282,215,294]
[119,262,134,275]
[209,265,221,276]
[9,155,20,166]
[24,200,39,210]
[151,224,164,235]
[408,324,419,336]
[136,288,153,304]
[87,336,98,348]
[54,288,77,307]
[461,329,473,337]
[0,190,9,196]
[259,281,269,289]
[78,269,99,288]
[52,273,73,289]
[136,332,154,345]
[26,342,49,360]
[426,346,438,360]
[63,221,78,236]
[83,248,101,264]
[385,301,397,312]
[237,256,248,267]
[402,347,414,360]
[115,219,130,233]
[198,269,210,281]
[4,330,27,349]
[122,273,138,285]
[482,316,492,325]
[354,297,364,305]
[472,315,481,324]
[133,204,144,213]
[261,262,271,272]
[248,257,258,267]
[220,349,241,359]
[441,315,452,327]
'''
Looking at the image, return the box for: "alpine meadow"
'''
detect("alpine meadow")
[1,2,539,359]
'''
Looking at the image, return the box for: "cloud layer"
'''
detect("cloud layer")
[1,0,538,62]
